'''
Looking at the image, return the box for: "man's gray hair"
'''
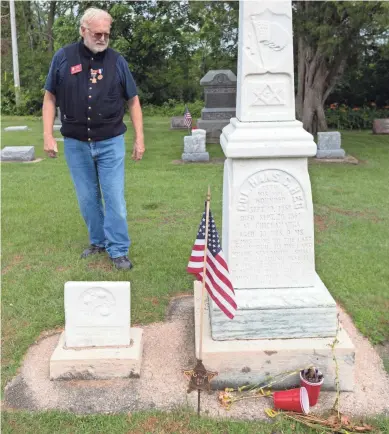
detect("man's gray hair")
[79,8,112,34]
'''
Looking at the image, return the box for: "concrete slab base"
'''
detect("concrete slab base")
[50,328,143,380]
[194,284,355,391]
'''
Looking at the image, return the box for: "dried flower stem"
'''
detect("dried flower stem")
[331,313,341,420]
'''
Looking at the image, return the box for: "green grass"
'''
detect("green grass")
[2,409,389,434]
[1,116,389,431]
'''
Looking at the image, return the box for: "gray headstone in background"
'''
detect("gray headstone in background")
[1,146,35,162]
[4,126,29,132]
[53,125,61,131]
[316,132,346,159]
[182,129,209,162]
[170,116,188,130]
[197,70,237,144]
[373,119,389,135]
[54,107,62,125]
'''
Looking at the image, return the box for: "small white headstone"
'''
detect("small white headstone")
[1,146,35,161]
[182,129,209,161]
[64,281,130,348]
[4,126,29,132]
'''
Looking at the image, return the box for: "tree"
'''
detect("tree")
[293,1,389,134]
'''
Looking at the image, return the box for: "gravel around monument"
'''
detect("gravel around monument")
[4,295,389,419]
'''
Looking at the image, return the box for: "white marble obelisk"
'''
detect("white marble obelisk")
[194,0,355,391]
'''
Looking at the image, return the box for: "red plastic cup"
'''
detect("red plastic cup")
[273,387,310,414]
[300,370,324,406]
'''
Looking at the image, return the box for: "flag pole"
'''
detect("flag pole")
[199,185,211,361]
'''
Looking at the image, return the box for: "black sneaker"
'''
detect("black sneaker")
[80,244,106,259]
[111,256,133,270]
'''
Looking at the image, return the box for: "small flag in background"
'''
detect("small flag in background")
[187,205,237,319]
[184,105,192,129]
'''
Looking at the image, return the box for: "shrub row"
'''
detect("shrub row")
[325,105,389,130]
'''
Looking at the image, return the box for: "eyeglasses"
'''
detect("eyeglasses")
[85,28,110,40]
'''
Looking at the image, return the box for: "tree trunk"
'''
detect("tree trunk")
[296,39,347,134]
[295,36,306,121]
[301,59,328,135]
[47,1,56,54]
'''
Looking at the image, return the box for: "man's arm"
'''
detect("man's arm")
[128,95,145,161]
[42,90,58,158]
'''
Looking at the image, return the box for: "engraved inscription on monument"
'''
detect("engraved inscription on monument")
[242,73,293,121]
[246,9,291,70]
[252,83,286,106]
[230,169,315,289]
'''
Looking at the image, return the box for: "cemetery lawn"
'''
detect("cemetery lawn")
[2,116,389,430]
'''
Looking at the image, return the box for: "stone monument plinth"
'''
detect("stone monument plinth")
[197,70,237,143]
[195,0,355,391]
[50,281,143,380]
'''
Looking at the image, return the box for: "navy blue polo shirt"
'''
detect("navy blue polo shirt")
[44,43,137,101]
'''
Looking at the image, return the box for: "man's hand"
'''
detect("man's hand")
[44,134,58,158]
[132,138,145,161]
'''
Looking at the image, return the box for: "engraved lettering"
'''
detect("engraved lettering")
[232,169,314,288]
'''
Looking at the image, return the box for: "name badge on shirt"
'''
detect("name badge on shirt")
[70,64,82,74]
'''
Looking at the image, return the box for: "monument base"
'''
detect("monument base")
[194,283,355,391]
[50,328,143,380]
[209,274,337,340]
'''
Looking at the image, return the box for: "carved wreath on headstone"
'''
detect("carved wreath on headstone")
[79,287,115,317]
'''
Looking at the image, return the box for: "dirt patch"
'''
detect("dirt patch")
[35,328,64,344]
[314,214,329,232]
[2,255,24,275]
[375,342,389,374]
[172,158,225,165]
[87,261,113,272]
[328,207,382,223]
[145,297,160,306]
[55,266,71,272]
[309,155,360,165]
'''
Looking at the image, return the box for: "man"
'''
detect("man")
[42,8,145,270]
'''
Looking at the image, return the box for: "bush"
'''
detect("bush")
[141,99,203,118]
[325,104,389,130]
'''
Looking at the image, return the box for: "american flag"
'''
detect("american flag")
[187,205,237,319]
[184,105,192,128]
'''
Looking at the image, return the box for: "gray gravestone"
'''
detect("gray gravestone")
[54,108,62,131]
[4,126,28,132]
[1,146,35,162]
[372,119,389,135]
[197,70,237,143]
[182,129,209,161]
[54,107,62,125]
[170,116,188,130]
[316,132,345,159]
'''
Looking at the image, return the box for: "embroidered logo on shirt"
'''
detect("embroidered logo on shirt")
[70,64,82,74]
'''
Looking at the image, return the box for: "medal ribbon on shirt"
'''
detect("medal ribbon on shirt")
[90,68,98,83]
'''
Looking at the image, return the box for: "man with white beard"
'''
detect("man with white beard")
[42,8,145,270]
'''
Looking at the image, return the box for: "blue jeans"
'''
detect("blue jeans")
[64,135,130,258]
